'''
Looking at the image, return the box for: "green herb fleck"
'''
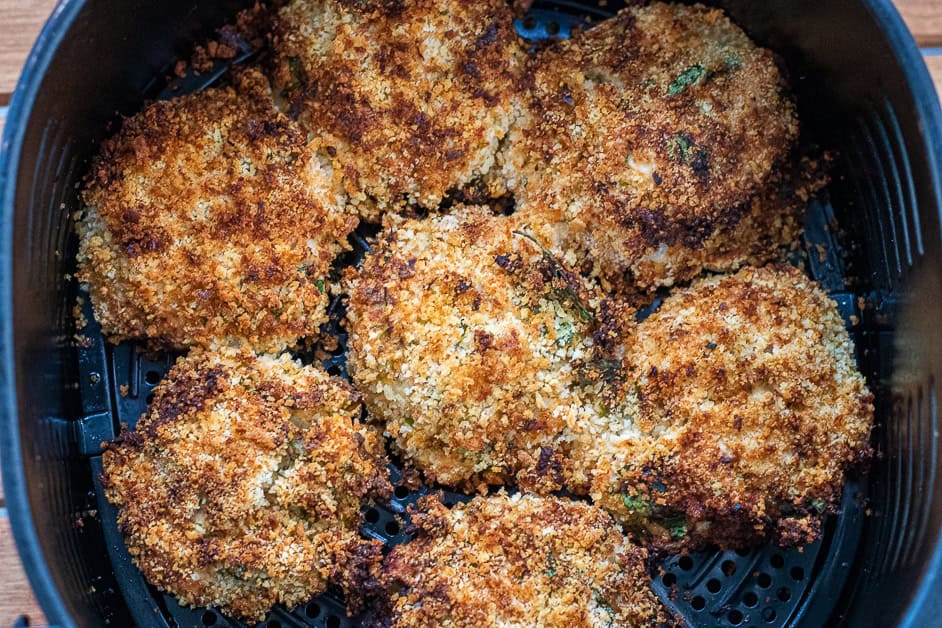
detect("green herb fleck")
[668,135,693,163]
[667,134,709,171]
[555,318,575,347]
[706,341,717,350]
[811,498,827,513]
[286,56,304,91]
[403,416,414,427]
[659,513,688,540]
[723,50,743,69]
[546,553,557,578]
[667,64,709,95]
[315,278,325,293]
[511,230,594,322]
[594,591,616,628]
[622,494,653,516]
[455,320,469,347]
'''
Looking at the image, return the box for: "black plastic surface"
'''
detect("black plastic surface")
[2,1,942,627]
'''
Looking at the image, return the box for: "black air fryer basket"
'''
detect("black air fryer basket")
[2,1,942,626]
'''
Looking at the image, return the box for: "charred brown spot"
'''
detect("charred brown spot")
[535,446,563,483]
[147,366,226,437]
[474,329,494,351]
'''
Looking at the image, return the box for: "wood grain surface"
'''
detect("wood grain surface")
[0,0,57,104]
[0,1,940,626]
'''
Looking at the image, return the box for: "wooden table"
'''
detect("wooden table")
[1,0,942,625]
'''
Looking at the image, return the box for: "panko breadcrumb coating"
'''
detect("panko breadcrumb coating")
[502,2,825,292]
[345,205,630,493]
[272,0,524,219]
[77,68,355,351]
[379,493,671,627]
[578,265,873,549]
[101,347,391,621]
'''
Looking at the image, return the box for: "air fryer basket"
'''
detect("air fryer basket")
[2,1,941,626]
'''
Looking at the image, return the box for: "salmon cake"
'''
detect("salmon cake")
[577,265,873,549]
[272,0,524,219]
[379,493,671,627]
[345,204,629,493]
[502,2,824,292]
[77,68,355,351]
[101,347,391,621]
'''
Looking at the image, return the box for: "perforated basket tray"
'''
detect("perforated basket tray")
[34,2,913,627]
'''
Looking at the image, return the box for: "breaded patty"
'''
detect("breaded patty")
[345,204,629,493]
[379,493,670,627]
[502,2,824,292]
[101,347,391,621]
[77,68,355,351]
[578,265,873,549]
[272,0,524,219]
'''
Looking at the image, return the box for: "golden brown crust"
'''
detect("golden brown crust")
[78,68,356,351]
[579,265,874,549]
[101,347,391,621]
[344,205,627,493]
[271,0,525,219]
[379,494,671,627]
[502,2,821,292]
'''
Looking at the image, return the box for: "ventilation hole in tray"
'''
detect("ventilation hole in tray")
[523,16,537,29]
[691,596,706,611]
[546,21,560,35]
[326,615,341,628]
[735,547,750,557]
[722,559,737,576]
[728,609,744,625]
[763,607,777,623]
[267,620,281,628]
[385,520,400,535]
[757,572,772,588]
[201,610,217,626]
[777,587,791,602]
[743,591,759,607]
[790,566,805,581]
[144,370,161,385]
[662,572,676,587]
[707,578,721,593]
[305,602,321,618]
[770,554,785,568]
[365,508,379,524]
[678,556,694,571]
[393,485,409,499]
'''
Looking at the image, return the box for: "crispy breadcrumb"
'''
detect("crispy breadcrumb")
[101,347,391,621]
[578,265,873,549]
[345,205,630,493]
[502,2,824,292]
[77,68,355,351]
[272,0,525,220]
[379,493,671,627]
